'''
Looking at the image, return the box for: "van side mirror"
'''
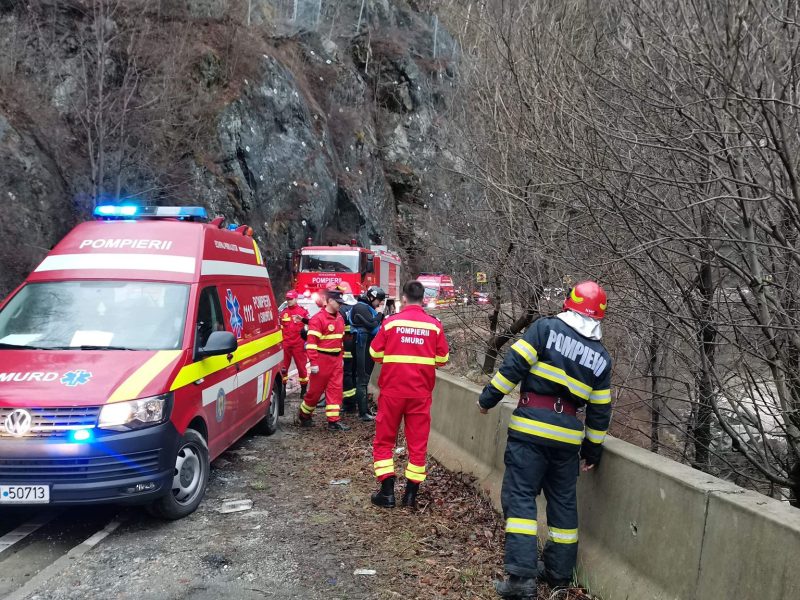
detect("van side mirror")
[198,331,238,359]
[365,254,375,273]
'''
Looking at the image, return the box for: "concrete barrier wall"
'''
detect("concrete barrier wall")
[425,371,800,600]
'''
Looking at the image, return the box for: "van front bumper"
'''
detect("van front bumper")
[0,422,180,505]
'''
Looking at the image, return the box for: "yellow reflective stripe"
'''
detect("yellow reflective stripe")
[530,363,591,400]
[383,355,436,365]
[406,463,426,474]
[384,319,441,334]
[317,347,342,354]
[549,527,578,544]
[253,240,263,265]
[369,348,384,359]
[511,339,538,365]
[435,353,449,363]
[306,330,322,338]
[344,325,351,332]
[298,377,309,384]
[376,466,395,477]
[343,389,356,398]
[509,415,585,445]
[506,518,538,535]
[405,469,427,482]
[374,459,394,468]
[589,388,612,404]
[343,352,353,359]
[491,372,516,394]
[319,333,343,340]
[171,331,282,390]
[306,344,319,350]
[325,404,340,416]
[107,350,182,403]
[281,316,291,321]
[585,427,607,443]
[300,401,314,414]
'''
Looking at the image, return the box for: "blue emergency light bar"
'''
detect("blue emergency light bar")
[94,205,208,221]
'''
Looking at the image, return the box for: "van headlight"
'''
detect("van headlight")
[98,393,171,431]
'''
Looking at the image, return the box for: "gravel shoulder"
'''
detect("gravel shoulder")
[17,391,594,600]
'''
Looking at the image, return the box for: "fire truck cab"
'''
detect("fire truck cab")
[0,206,284,519]
[290,240,401,316]
[417,273,457,309]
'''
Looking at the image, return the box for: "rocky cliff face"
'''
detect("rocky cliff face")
[0,0,459,296]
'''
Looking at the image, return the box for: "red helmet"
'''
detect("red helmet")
[563,281,607,319]
[285,290,299,300]
[325,282,346,304]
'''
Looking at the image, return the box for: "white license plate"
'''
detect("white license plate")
[0,485,50,504]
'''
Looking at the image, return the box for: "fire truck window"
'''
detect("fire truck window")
[299,252,359,273]
[197,287,224,348]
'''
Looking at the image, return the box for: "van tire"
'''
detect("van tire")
[256,379,281,436]
[147,428,209,520]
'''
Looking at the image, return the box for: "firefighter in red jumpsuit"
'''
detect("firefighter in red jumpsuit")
[369,280,450,508]
[297,283,351,432]
[280,290,310,397]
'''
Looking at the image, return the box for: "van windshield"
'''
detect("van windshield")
[0,281,190,350]
[300,252,359,273]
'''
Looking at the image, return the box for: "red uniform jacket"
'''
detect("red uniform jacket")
[280,304,309,347]
[306,308,345,365]
[369,304,450,398]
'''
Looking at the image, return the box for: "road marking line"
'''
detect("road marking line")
[4,513,127,600]
[0,511,61,556]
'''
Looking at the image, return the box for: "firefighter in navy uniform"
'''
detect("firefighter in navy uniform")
[338,283,359,414]
[479,282,613,598]
[350,286,386,421]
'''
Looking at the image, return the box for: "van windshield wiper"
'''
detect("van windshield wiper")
[35,345,139,351]
[0,342,51,350]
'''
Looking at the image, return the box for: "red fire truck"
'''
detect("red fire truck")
[289,240,401,315]
[417,273,458,309]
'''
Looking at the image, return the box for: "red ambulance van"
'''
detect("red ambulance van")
[0,206,284,519]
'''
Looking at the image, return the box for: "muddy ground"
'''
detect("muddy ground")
[14,393,592,600]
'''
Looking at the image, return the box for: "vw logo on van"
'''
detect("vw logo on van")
[4,409,33,437]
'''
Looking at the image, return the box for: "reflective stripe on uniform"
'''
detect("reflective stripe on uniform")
[509,415,585,445]
[343,388,356,398]
[435,353,449,364]
[306,330,322,338]
[588,388,611,404]
[298,377,309,384]
[506,518,538,536]
[490,372,516,394]
[325,403,341,418]
[548,527,578,544]
[369,348,384,359]
[405,462,426,482]
[108,350,182,403]
[585,427,607,443]
[530,363,592,400]
[319,333,343,340]
[384,319,441,335]
[344,352,353,359]
[511,339,538,365]
[306,344,318,350]
[374,458,394,477]
[317,347,342,354]
[300,401,315,415]
[383,355,436,365]
[171,331,282,390]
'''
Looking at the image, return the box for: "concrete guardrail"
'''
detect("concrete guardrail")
[423,371,800,600]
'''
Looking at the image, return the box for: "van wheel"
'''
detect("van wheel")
[256,379,281,436]
[147,428,209,520]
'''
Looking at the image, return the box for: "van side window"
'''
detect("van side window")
[196,287,224,349]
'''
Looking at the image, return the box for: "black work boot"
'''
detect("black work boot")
[327,421,351,432]
[371,476,396,508]
[299,418,314,428]
[401,481,420,508]
[537,560,571,589]
[300,384,307,398]
[359,412,375,422]
[494,575,537,598]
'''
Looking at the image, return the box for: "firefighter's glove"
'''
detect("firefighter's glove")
[310,365,320,374]
[580,439,603,467]
[300,328,308,341]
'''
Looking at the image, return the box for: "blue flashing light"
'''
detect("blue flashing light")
[93,205,208,221]
[228,224,239,230]
[69,429,94,443]
[94,204,138,218]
